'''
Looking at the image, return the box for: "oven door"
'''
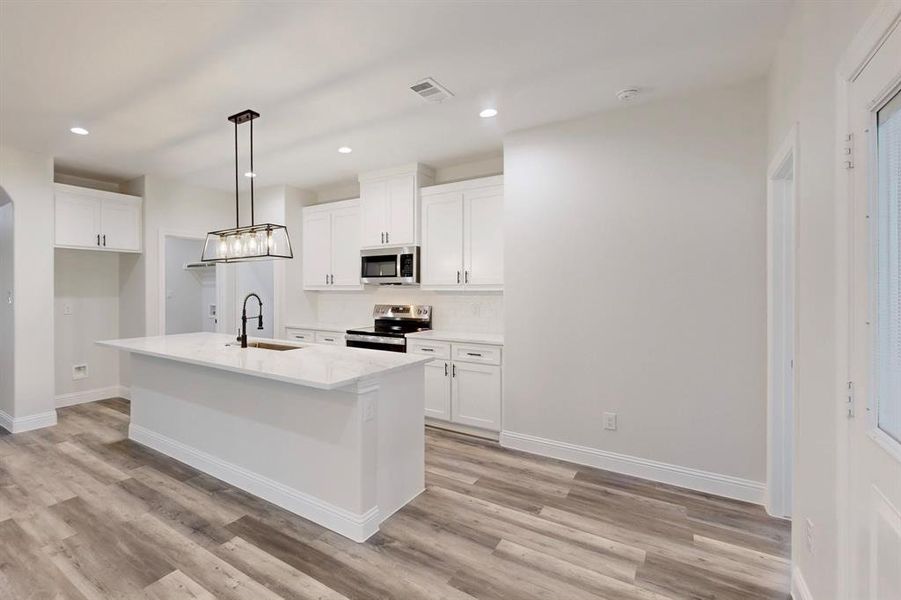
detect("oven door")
[360,247,418,285]
[345,333,407,353]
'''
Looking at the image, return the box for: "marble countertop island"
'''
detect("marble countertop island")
[99,332,430,390]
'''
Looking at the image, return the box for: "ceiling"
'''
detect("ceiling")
[0,0,791,192]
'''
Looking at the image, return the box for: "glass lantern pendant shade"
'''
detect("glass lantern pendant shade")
[201,109,293,263]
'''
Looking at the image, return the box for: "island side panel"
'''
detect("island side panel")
[127,354,371,539]
[374,364,426,522]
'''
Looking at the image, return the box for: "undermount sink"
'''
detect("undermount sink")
[226,341,303,351]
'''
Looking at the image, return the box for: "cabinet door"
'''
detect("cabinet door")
[386,174,416,246]
[359,179,388,248]
[315,331,345,345]
[100,198,141,251]
[451,362,501,431]
[302,212,331,289]
[55,191,101,248]
[424,359,452,421]
[421,191,464,288]
[329,204,362,289]
[464,186,504,289]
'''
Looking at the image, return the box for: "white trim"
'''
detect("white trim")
[157,230,208,336]
[791,566,814,600]
[499,430,765,504]
[55,385,129,408]
[766,123,799,519]
[421,174,504,196]
[0,409,58,434]
[129,424,380,542]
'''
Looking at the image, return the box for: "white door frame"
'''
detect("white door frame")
[157,229,231,336]
[766,124,799,519]
[834,2,901,597]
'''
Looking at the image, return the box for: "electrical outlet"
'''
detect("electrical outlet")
[63,303,73,316]
[362,398,376,422]
[805,518,814,553]
[72,364,88,380]
[603,412,618,431]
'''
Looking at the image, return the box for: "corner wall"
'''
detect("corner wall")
[0,145,56,429]
[502,80,768,497]
[765,1,877,598]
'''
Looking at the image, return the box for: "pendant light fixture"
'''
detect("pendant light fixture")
[201,109,293,263]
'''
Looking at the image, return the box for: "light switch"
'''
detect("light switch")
[63,303,73,315]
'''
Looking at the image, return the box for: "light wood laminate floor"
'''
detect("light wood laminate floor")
[0,399,790,599]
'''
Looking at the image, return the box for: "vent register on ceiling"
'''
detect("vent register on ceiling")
[201,110,293,263]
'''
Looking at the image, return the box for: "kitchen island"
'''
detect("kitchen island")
[99,332,429,542]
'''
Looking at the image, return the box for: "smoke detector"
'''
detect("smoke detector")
[410,77,455,104]
[616,88,641,102]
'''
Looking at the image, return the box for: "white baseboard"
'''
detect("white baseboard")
[0,409,58,434]
[129,424,380,542]
[55,385,129,408]
[499,430,766,505]
[791,566,813,600]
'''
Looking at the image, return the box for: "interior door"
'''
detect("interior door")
[100,197,141,251]
[386,174,416,245]
[846,21,901,600]
[424,359,451,421]
[464,185,504,289]
[302,211,331,289]
[360,179,387,248]
[329,203,362,289]
[451,361,501,431]
[54,191,101,248]
[421,191,463,288]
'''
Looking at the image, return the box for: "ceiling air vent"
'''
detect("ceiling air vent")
[410,77,454,104]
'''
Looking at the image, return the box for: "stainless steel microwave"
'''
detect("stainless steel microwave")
[360,246,419,285]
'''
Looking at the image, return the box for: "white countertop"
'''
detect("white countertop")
[98,332,430,391]
[406,330,504,346]
[285,322,365,332]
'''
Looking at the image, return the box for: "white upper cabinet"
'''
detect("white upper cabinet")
[54,184,142,252]
[420,175,503,291]
[421,191,464,288]
[358,164,434,249]
[302,199,362,291]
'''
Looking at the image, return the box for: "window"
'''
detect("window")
[875,88,901,443]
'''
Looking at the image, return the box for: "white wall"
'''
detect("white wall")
[0,201,13,416]
[765,1,877,598]
[54,249,120,398]
[164,237,206,334]
[0,145,55,424]
[503,81,767,485]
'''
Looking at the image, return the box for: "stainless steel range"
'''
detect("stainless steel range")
[345,304,432,353]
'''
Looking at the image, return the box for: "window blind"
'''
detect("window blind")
[876,89,901,443]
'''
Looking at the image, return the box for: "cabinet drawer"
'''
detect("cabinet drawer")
[285,328,315,342]
[315,331,345,345]
[407,339,451,359]
[452,343,502,365]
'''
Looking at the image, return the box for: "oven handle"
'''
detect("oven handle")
[345,333,406,346]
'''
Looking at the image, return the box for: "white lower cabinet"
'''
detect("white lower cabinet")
[424,359,452,421]
[410,340,502,433]
[451,362,502,430]
[315,331,345,345]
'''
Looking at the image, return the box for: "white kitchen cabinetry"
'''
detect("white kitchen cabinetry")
[358,164,434,249]
[54,183,142,252]
[420,175,503,291]
[408,337,502,435]
[302,199,362,291]
[285,326,346,346]
[314,331,345,345]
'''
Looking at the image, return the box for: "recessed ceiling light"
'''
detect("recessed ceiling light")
[70,127,89,135]
[479,108,498,118]
[244,171,256,178]
[338,146,353,154]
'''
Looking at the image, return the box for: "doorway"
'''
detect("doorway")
[162,234,221,335]
[766,126,797,519]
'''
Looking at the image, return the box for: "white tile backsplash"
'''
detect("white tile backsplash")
[315,288,503,333]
